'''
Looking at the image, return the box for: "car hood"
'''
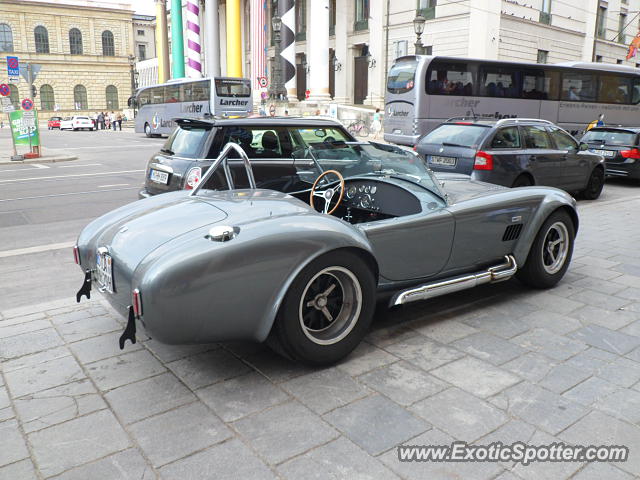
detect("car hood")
[435,172,512,203]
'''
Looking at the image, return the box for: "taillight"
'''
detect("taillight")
[184,167,202,190]
[620,148,640,159]
[412,145,417,151]
[132,289,143,317]
[474,151,494,170]
[73,245,80,265]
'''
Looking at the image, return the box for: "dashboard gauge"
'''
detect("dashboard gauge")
[370,185,377,194]
[364,185,371,194]
[346,185,357,198]
[360,194,372,209]
[358,185,365,193]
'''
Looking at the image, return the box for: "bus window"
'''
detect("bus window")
[151,87,164,104]
[191,81,209,101]
[561,72,596,102]
[427,62,474,96]
[387,59,418,94]
[215,78,251,97]
[632,78,640,104]
[164,84,181,103]
[137,89,151,106]
[522,70,557,100]
[479,65,520,98]
[598,75,630,104]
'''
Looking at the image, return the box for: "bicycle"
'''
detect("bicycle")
[346,119,370,138]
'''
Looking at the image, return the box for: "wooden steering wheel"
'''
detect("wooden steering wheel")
[310,170,345,215]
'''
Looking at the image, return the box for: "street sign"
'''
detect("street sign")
[258,76,268,88]
[20,63,42,83]
[6,56,19,79]
[23,110,35,118]
[22,98,34,111]
[1,97,14,113]
[0,84,9,97]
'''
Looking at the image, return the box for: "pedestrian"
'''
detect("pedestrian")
[97,111,104,130]
[109,111,116,130]
[116,112,123,131]
[371,107,382,140]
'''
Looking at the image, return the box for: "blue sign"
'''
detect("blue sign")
[6,56,19,78]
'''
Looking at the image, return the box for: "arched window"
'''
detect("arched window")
[34,26,50,53]
[105,85,119,109]
[69,28,83,55]
[8,84,19,108]
[102,30,115,56]
[40,84,55,110]
[73,84,88,109]
[0,23,13,52]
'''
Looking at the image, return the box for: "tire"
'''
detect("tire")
[512,175,533,188]
[144,123,152,138]
[73,128,77,131]
[516,210,575,289]
[347,126,357,137]
[581,167,604,200]
[268,251,376,366]
[357,126,370,138]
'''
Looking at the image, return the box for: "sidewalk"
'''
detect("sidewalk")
[1,198,640,479]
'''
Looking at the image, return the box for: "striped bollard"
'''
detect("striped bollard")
[186,0,203,78]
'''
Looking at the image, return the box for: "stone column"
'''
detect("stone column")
[307,0,330,102]
[155,0,171,83]
[365,0,385,106]
[332,0,349,104]
[204,0,221,77]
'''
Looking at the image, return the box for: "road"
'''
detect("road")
[1,126,639,311]
[0,127,165,309]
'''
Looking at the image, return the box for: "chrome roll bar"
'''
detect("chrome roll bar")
[189,142,257,196]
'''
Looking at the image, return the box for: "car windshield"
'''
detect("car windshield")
[303,141,444,198]
[582,129,637,146]
[420,123,490,148]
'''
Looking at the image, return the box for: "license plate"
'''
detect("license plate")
[96,251,114,293]
[590,149,615,157]
[149,169,169,184]
[430,155,457,166]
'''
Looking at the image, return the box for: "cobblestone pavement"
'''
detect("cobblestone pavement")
[2,194,640,480]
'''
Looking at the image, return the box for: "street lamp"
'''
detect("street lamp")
[413,13,427,55]
[269,15,287,101]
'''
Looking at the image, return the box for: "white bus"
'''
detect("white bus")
[133,77,252,137]
[384,55,640,145]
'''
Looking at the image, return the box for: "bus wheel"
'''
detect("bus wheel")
[144,123,152,137]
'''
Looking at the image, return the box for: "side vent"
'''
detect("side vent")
[502,224,523,242]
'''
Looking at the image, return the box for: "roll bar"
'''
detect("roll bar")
[189,142,257,196]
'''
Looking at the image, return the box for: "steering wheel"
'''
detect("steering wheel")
[310,170,345,215]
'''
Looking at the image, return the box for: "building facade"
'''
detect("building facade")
[0,0,135,117]
[133,14,156,62]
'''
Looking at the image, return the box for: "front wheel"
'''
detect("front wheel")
[144,123,152,137]
[516,210,575,289]
[268,251,376,366]
[581,167,604,200]
[357,125,371,138]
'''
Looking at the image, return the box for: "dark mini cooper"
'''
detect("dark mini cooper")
[416,118,606,199]
[581,126,640,181]
[140,117,357,198]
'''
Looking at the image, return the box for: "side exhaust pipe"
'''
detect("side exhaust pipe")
[390,255,517,307]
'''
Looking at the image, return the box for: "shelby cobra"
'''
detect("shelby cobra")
[75,139,578,365]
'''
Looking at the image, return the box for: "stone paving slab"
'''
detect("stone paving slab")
[2,197,640,478]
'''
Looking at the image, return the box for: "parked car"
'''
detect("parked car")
[415,118,605,199]
[60,116,95,131]
[47,116,62,130]
[581,126,640,181]
[75,138,578,366]
[139,117,358,198]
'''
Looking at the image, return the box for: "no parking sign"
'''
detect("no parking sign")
[22,98,34,111]
[0,84,10,97]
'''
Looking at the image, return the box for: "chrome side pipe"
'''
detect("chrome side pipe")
[390,255,517,307]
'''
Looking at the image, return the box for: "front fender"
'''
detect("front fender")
[512,189,578,266]
[134,213,375,344]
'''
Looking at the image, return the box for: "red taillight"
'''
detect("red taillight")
[474,151,494,170]
[132,289,142,317]
[620,148,640,159]
[73,245,80,265]
[184,167,202,190]
[456,122,474,125]
[412,145,417,151]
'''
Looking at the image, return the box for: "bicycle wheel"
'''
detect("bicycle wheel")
[358,125,370,137]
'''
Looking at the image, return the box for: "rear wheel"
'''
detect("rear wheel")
[144,123,152,137]
[357,125,370,138]
[517,210,575,289]
[512,175,533,188]
[268,251,376,366]
[581,167,604,200]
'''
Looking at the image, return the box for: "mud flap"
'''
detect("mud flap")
[76,270,92,303]
[119,306,137,349]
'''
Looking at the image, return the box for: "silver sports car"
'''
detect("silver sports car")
[75,137,578,365]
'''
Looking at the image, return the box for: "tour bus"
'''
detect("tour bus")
[133,76,252,136]
[384,55,640,145]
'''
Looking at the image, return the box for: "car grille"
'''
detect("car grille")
[502,224,523,242]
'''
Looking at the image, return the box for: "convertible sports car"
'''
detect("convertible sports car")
[75,136,578,365]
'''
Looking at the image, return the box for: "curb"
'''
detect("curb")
[0,154,79,165]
